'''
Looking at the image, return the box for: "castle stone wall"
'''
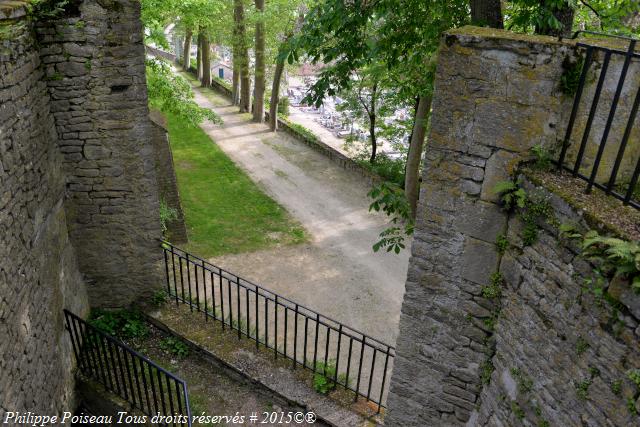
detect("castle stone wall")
[35,0,162,307]
[386,27,640,427]
[0,4,89,416]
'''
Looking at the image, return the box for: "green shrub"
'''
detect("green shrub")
[89,309,148,339]
[159,337,189,357]
[277,97,290,116]
[159,199,178,235]
[313,361,346,394]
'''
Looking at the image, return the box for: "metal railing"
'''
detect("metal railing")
[64,309,192,426]
[161,241,395,412]
[557,32,640,210]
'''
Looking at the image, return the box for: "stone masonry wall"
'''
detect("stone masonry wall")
[35,0,162,307]
[0,3,89,417]
[386,27,640,426]
[472,176,640,426]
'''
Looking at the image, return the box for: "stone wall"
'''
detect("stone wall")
[149,110,188,244]
[0,3,89,416]
[386,27,640,426]
[472,176,640,427]
[35,0,162,307]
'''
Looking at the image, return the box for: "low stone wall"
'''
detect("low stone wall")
[386,26,640,427]
[0,2,89,416]
[149,110,188,244]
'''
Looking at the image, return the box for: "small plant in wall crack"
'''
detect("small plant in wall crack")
[581,231,640,294]
[482,272,504,299]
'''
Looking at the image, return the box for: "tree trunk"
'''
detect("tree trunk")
[182,28,193,72]
[405,95,432,220]
[368,114,377,164]
[232,61,240,105]
[252,0,265,122]
[536,1,575,36]
[196,32,203,80]
[202,35,211,87]
[368,82,378,164]
[234,0,251,113]
[269,51,286,131]
[470,0,503,28]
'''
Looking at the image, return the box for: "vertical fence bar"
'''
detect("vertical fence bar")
[366,348,377,401]
[607,82,640,194]
[284,305,288,359]
[345,337,353,392]
[210,270,216,320]
[587,41,637,193]
[219,270,225,330]
[165,375,176,426]
[178,256,185,302]
[355,336,366,401]
[303,316,309,368]
[558,47,594,169]
[164,248,171,295]
[245,287,250,339]
[194,262,200,312]
[573,51,611,176]
[202,260,207,321]
[186,254,193,312]
[265,297,269,349]
[313,314,320,370]
[625,158,640,204]
[227,279,232,329]
[255,288,259,349]
[274,295,278,359]
[378,347,391,413]
[171,247,178,306]
[323,327,330,375]
[334,325,342,386]
[236,278,241,339]
[293,305,299,369]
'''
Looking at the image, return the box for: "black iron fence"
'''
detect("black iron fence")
[161,241,395,412]
[64,309,192,426]
[557,32,640,210]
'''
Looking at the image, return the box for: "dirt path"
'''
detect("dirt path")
[188,84,410,347]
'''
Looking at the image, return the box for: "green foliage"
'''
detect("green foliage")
[611,379,622,395]
[159,199,178,235]
[529,144,554,170]
[575,378,592,400]
[481,360,495,384]
[368,182,414,254]
[28,0,71,20]
[494,181,527,211]
[510,400,525,420]
[628,369,640,389]
[510,368,534,393]
[312,361,346,394]
[581,231,640,292]
[159,337,189,357]
[575,336,590,355]
[277,96,290,117]
[496,234,509,255]
[89,309,148,340]
[560,56,585,96]
[356,153,405,187]
[146,58,222,127]
[627,397,638,415]
[152,290,168,307]
[482,272,504,299]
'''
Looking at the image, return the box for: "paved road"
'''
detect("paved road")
[187,83,410,348]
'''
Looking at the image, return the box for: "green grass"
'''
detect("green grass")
[166,112,307,257]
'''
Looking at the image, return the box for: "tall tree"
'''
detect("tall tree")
[404,95,431,219]
[196,30,204,80]
[202,34,211,87]
[470,0,504,28]
[253,0,266,122]
[269,43,287,131]
[234,0,251,112]
[182,28,193,71]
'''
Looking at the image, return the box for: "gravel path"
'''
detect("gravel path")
[189,85,410,347]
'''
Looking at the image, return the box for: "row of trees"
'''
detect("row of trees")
[141,0,638,252]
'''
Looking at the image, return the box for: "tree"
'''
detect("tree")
[202,34,212,87]
[404,95,432,219]
[253,0,266,122]
[182,28,193,71]
[471,0,504,28]
[269,44,287,130]
[234,0,251,112]
[196,30,204,80]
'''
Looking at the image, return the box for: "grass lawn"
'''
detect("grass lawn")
[165,111,307,258]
